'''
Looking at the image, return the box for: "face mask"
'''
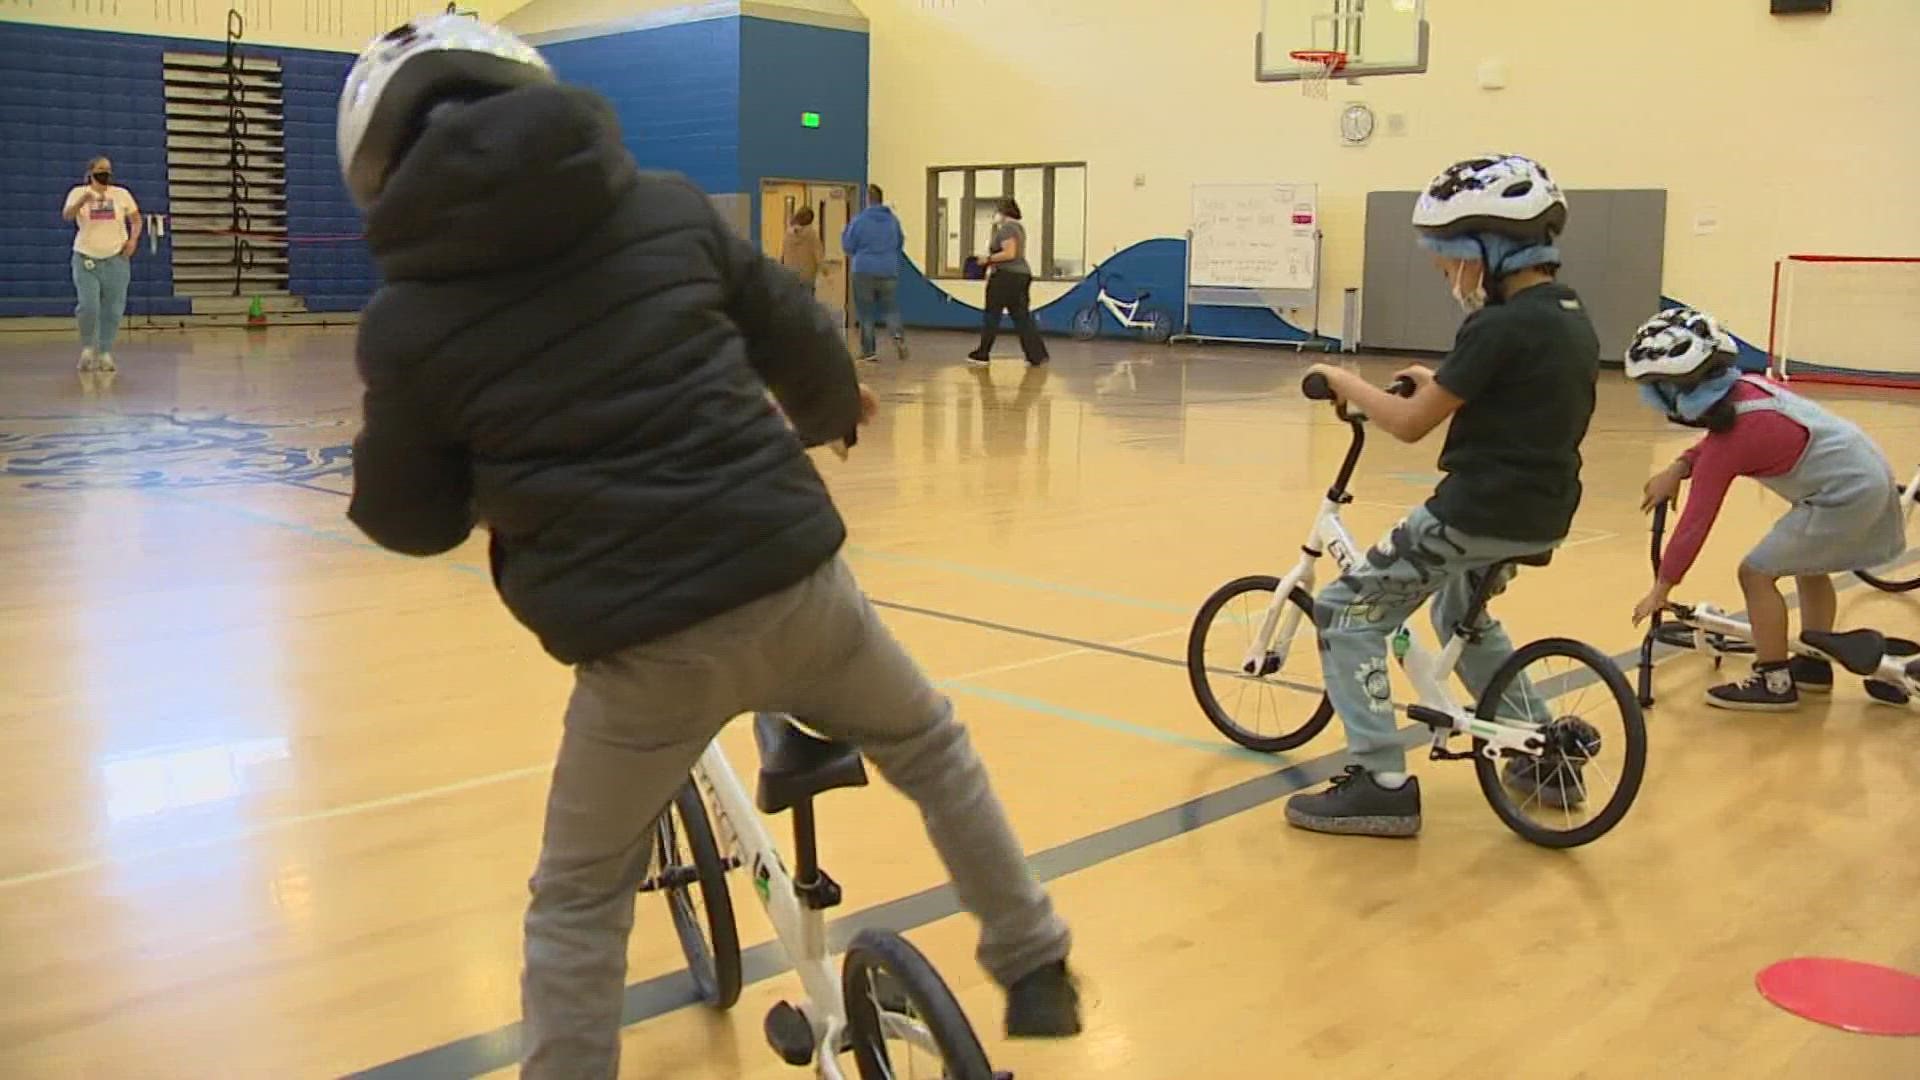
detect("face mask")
[91,171,111,184]
[1448,261,1486,314]
[1638,369,1741,425]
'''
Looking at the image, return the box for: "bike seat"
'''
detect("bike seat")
[1798,628,1908,676]
[752,712,869,815]
[1505,550,1554,568]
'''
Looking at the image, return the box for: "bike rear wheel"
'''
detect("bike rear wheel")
[1071,305,1101,341]
[1856,482,1918,592]
[1188,575,1334,752]
[1471,638,1646,848]
[842,929,996,1080]
[646,781,743,1008]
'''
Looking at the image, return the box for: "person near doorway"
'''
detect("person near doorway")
[62,155,142,374]
[969,198,1049,367]
[780,205,825,285]
[841,184,908,363]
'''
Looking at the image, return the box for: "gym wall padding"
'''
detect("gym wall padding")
[0,22,375,318]
[898,238,1326,343]
[541,19,745,199]
[736,14,869,241]
[1361,189,1670,362]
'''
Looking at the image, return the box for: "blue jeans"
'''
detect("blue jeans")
[851,272,902,356]
[73,252,131,353]
[1315,505,1556,773]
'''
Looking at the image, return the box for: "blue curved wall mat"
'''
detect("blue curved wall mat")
[898,237,1332,345]
[1658,295,1767,372]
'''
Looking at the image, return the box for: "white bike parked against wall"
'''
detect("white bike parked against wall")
[1070,268,1175,344]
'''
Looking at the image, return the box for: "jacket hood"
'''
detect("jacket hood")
[366,84,637,281]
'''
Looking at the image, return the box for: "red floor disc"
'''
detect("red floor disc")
[1756,957,1920,1036]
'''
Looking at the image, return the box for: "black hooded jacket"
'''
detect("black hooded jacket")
[347,85,861,663]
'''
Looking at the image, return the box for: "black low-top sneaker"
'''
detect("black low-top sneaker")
[1707,661,1799,712]
[1285,765,1420,837]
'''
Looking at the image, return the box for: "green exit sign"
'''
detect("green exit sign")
[801,111,821,129]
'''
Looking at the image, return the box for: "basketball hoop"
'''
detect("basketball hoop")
[1289,49,1348,98]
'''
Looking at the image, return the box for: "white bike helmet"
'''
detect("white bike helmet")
[1412,154,1568,244]
[337,14,553,208]
[1623,307,1739,382]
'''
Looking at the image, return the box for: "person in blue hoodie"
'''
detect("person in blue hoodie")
[841,184,909,362]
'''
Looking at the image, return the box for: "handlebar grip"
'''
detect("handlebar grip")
[1648,501,1668,574]
[1389,375,1417,397]
[1301,372,1334,401]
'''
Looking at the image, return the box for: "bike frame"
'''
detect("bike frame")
[1242,411,1544,760]
[1095,288,1147,329]
[689,741,938,1077]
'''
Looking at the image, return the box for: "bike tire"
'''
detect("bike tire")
[1142,307,1175,344]
[654,781,743,1008]
[843,929,996,1080]
[1471,638,1646,849]
[1855,568,1920,593]
[1071,305,1101,341]
[1857,483,1918,591]
[1187,575,1335,752]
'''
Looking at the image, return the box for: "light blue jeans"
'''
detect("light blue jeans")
[851,272,902,357]
[1315,505,1556,773]
[73,252,131,353]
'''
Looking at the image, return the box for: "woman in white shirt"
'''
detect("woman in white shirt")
[61,155,142,373]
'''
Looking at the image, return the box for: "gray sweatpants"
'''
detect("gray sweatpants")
[521,555,1071,1078]
[1315,505,1556,774]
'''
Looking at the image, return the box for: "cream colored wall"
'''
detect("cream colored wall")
[0,0,532,52]
[863,0,1920,339]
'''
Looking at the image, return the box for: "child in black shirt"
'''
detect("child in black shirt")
[1290,154,1600,837]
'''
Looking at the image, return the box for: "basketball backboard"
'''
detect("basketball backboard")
[1255,0,1429,83]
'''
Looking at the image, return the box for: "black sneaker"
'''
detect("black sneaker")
[1284,765,1420,837]
[1789,656,1833,694]
[1706,662,1798,712]
[966,352,991,366]
[1005,960,1081,1038]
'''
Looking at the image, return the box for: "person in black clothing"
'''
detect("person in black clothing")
[335,16,1079,1077]
[1284,154,1601,839]
[968,198,1049,366]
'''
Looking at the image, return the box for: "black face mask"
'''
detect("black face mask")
[91,171,111,184]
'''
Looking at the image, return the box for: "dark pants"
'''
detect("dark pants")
[974,271,1048,364]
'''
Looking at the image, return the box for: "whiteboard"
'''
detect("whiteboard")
[1189,182,1319,291]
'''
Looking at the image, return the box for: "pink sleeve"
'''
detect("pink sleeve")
[1660,440,1738,586]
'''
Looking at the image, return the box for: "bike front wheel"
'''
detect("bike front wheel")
[648,781,743,1008]
[842,929,996,1080]
[1188,575,1334,752]
[1141,307,1175,344]
[1471,638,1646,849]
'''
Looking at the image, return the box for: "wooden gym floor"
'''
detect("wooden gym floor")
[0,326,1915,1079]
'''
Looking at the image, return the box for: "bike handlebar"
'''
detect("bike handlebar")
[1300,372,1417,420]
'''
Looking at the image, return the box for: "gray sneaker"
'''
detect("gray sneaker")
[1285,766,1420,837]
[77,348,97,372]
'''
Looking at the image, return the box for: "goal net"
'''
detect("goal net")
[1768,255,1920,389]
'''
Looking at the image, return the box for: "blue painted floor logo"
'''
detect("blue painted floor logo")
[0,412,353,490]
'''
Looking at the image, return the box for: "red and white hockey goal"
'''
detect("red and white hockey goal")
[1768,254,1920,388]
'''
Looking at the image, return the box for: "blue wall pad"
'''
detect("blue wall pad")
[543,20,743,197]
[737,15,869,239]
[0,22,376,316]
[898,238,1326,344]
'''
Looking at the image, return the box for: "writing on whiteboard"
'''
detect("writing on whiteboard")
[1190,183,1318,291]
